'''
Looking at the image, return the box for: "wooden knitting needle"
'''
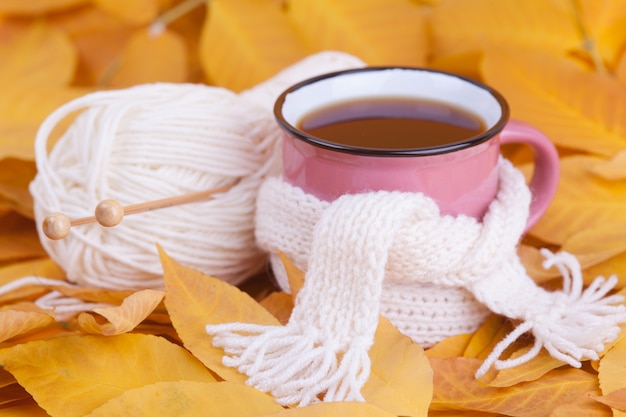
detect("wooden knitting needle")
[42,182,238,240]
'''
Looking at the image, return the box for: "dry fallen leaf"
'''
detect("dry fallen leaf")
[286,0,428,66]
[0,333,216,417]
[430,357,600,416]
[159,245,279,382]
[0,0,88,15]
[199,0,309,91]
[0,303,54,343]
[105,28,188,87]
[76,289,165,335]
[363,317,433,417]
[0,21,76,90]
[84,380,283,417]
[482,49,626,156]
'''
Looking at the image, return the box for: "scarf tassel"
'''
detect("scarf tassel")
[476,249,626,378]
[206,322,371,406]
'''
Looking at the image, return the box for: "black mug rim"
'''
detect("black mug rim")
[273,66,510,157]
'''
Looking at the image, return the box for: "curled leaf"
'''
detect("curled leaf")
[77,289,165,335]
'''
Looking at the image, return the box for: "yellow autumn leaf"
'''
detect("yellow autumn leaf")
[486,347,565,388]
[578,0,626,68]
[531,156,626,255]
[0,158,36,218]
[462,314,514,360]
[92,0,159,26]
[279,251,304,296]
[258,401,396,417]
[429,357,599,416]
[593,388,626,412]
[0,258,65,303]
[0,212,46,263]
[259,291,293,325]
[84,380,283,416]
[0,305,54,343]
[77,289,165,335]
[159,245,279,382]
[199,0,309,91]
[0,21,76,90]
[598,335,626,402]
[550,391,613,417]
[0,333,217,417]
[429,0,580,58]
[49,5,134,86]
[426,333,473,359]
[0,87,94,160]
[362,316,432,417]
[286,0,428,66]
[106,28,188,87]
[588,149,626,180]
[481,49,626,156]
[0,0,87,15]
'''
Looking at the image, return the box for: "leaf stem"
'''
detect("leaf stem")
[571,0,608,75]
[149,0,207,37]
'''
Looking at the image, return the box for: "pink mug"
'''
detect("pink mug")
[274,67,559,228]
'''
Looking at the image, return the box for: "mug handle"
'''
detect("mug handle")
[499,120,560,231]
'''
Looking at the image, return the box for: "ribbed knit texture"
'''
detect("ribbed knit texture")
[208,157,626,406]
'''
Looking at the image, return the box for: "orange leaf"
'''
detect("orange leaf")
[106,28,188,87]
[362,317,433,417]
[426,333,473,359]
[0,333,216,417]
[430,357,599,416]
[286,0,428,66]
[482,49,626,156]
[531,156,626,249]
[279,251,304,297]
[77,289,165,335]
[0,21,76,90]
[159,245,279,382]
[84,381,283,417]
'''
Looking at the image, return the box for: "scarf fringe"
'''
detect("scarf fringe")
[206,322,370,406]
[476,249,626,378]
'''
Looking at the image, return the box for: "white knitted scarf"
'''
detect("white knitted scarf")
[206,158,626,406]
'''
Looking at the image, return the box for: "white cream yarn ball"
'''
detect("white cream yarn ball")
[30,51,366,291]
[31,83,281,289]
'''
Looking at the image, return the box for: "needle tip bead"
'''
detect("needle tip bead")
[42,212,71,240]
[95,199,124,227]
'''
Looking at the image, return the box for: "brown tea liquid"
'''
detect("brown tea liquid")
[298,97,486,150]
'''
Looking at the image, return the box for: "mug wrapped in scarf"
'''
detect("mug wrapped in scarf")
[207,67,626,406]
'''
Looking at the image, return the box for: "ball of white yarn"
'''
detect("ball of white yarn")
[30,51,365,291]
[31,83,281,289]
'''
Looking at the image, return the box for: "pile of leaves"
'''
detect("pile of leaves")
[1,0,626,415]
